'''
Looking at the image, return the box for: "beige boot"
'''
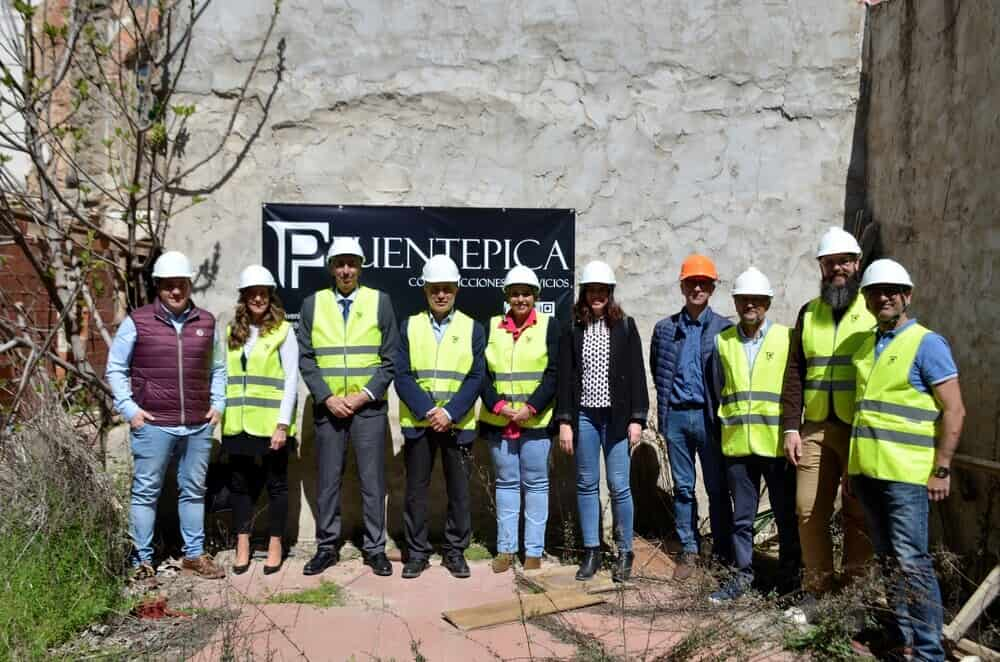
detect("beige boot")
[523,556,542,571]
[492,553,514,573]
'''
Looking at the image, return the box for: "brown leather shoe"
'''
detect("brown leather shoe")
[181,554,225,579]
[523,556,542,571]
[492,553,514,573]
[673,552,698,581]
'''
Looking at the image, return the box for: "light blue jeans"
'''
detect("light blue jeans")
[489,436,551,557]
[665,407,734,562]
[576,408,633,552]
[129,423,213,564]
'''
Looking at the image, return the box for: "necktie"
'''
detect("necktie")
[340,298,351,323]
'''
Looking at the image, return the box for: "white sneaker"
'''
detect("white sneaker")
[782,592,819,625]
[783,605,809,626]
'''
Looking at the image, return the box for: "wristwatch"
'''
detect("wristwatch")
[933,466,951,479]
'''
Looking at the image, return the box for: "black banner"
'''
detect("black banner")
[261,204,576,324]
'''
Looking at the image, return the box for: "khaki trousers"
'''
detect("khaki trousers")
[796,419,873,594]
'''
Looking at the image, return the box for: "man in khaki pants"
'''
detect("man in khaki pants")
[780,227,874,614]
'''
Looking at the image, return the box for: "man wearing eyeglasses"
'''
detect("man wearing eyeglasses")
[780,227,874,619]
[650,254,734,581]
[846,259,964,662]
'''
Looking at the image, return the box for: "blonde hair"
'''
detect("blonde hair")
[228,289,286,349]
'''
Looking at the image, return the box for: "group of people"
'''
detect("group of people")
[108,225,963,661]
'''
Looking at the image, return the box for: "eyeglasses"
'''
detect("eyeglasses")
[820,254,858,269]
[734,296,770,308]
[684,278,715,290]
[864,285,908,298]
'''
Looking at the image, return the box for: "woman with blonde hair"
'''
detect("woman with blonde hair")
[222,265,298,575]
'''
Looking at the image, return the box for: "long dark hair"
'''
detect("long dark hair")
[573,286,625,326]
[228,289,287,349]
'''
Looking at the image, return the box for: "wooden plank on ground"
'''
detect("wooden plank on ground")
[943,564,1000,643]
[442,588,605,631]
[632,536,676,580]
[522,564,618,594]
[955,637,1000,661]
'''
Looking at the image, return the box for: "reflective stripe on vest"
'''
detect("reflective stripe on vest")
[311,287,382,398]
[223,321,297,437]
[802,295,875,423]
[848,324,939,485]
[399,310,477,432]
[479,313,553,430]
[717,323,791,458]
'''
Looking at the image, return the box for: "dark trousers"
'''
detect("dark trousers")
[726,454,801,586]
[229,449,289,538]
[403,430,472,560]
[314,409,388,555]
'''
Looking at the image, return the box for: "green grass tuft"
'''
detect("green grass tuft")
[265,581,345,608]
[464,542,492,561]
[0,497,127,660]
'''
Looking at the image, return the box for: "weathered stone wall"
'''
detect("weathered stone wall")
[165,1,866,547]
[861,0,1000,558]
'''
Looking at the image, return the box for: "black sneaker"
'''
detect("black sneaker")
[402,558,429,579]
[364,552,393,577]
[303,548,339,576]
[442,552,471,578]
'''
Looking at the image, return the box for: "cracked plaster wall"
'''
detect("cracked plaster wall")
[862,0,1000,558]
[167,0,865,545]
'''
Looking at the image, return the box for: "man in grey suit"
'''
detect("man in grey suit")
[297,237,400,576]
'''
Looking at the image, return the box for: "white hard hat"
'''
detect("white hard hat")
[860,258,913,290]
[421,254,461,283]
[816,226,862,258]
[732,266,774,297]
[152,251,194,280]
[579,260,616,286]
[238,265,277,290]
[503,265,541,293]
[327,237,365,261]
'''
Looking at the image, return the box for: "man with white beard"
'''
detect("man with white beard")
[779,227,874,617]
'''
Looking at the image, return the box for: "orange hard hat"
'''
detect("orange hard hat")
[679,254,718,281]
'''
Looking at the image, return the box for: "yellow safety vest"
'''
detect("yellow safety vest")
[223,321,296,437]
[479,313,553,430]
[399,310,478,432]
[848,324,940,485]
[311,287,383,398]
[802,295,874,423]
[717,323,791,458]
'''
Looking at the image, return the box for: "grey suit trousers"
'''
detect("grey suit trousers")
[314,408,388,555]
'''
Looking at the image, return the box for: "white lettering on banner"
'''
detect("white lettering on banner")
[407,276,571,289]
[267,221,570,287]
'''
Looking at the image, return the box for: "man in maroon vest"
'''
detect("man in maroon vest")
[106,251,227,579]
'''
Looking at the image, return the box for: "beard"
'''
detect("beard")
[820,274,860,313]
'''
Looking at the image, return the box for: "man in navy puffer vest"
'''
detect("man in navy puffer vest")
[650,255,734,580]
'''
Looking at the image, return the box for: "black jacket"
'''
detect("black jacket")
[553,316,649,441]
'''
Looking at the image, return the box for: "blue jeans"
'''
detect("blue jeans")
[129,423,213,564]
[665,407,734,561]
[852,475,944,662]
[726,455,800,585]
[576,408,633,552]
[489,436,551,557]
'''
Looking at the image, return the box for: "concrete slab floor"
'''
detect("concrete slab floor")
[181,553,797,661]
